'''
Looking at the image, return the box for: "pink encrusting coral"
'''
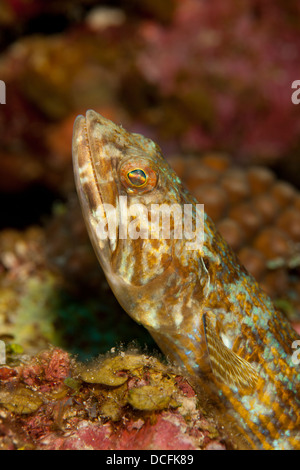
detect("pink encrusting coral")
[39,414,208,451]
[20,348,70,391]
[137,0,300,162]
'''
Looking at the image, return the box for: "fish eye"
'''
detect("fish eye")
[127,168,148,187]
[120,159,158,194]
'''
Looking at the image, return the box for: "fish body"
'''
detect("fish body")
[72,110,300,449]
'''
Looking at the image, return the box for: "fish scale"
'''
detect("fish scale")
[72,110,300,449]
[170,154,300,314]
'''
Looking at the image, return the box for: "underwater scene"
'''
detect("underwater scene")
[0,0,300,450]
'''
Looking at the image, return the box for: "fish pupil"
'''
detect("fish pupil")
[127,168,147,187]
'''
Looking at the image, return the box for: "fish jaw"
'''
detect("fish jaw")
[72,112,146,321]
[72,111,119,278]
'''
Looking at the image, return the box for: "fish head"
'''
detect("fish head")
[72,110,207,332]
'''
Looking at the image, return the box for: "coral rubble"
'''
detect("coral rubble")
[0,348,227,450]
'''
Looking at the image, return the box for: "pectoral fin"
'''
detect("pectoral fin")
[203,312,259,390]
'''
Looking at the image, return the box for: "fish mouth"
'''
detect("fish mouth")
[72,110,120,266]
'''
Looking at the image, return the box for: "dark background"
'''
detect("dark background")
[0,0,300,229]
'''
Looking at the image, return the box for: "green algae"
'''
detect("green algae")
[79,360,128,386]
[78,353,180,415]
[128,384,179,411]
[64,377,82,393]
[0,386,43,415]
[1,268,157,361]
[6,343,24,355]
[12,274,64,353]
[79,354,155,386]
[98,383,128,421]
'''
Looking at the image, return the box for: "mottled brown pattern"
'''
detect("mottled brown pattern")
[73,110,300,449]
[170,154,300,314]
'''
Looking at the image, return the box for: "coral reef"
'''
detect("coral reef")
[0,220,154,360]
[0,348,227,450]
[0,0,300,449]
[1,0,300,199]
[136,0,300,164]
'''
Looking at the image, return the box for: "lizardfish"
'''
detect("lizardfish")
[72,110,300,449]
